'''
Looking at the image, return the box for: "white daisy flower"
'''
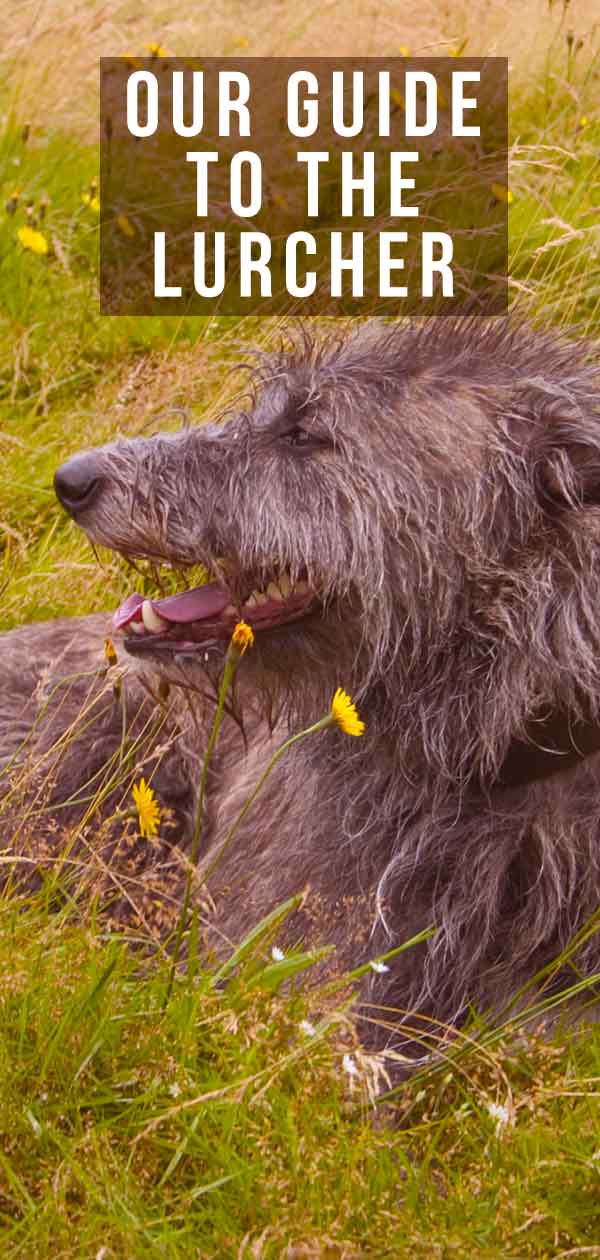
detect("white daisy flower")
[299,1019,317,1037]
[486,1100,513,1135]
[271,946,285,962]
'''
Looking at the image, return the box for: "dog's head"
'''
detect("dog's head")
[54,320,600,730]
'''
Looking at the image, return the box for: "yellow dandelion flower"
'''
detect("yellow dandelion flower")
[132,778,161,838]
[17,225,48,255]
[147,42,168,57]
[491,183,514,205]
[398,44,410,56]
[579,115,589,129]
[82,192,100,212]
[231,621,254,654]
[232,35,250,49]
[116,213,135,237]
[330,688,365,737]
[104,637,118,667]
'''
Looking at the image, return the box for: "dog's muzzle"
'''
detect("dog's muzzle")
[54,452,104,515]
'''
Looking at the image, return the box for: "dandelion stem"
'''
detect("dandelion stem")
[164,646,242,1005]
[164,672,362,1007]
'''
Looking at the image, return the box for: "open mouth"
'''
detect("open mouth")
[113,572,318,654]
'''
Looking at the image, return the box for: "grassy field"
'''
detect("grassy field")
[1,2,600,1256]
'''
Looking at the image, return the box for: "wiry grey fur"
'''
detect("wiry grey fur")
[3,316,600,1055]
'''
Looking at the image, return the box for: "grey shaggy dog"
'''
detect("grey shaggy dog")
[3,316,600,1055]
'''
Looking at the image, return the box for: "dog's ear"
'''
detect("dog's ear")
[534,396,600,508]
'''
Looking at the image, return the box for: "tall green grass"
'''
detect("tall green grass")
[0,892,599,1259]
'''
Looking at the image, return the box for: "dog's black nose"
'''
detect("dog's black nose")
[54,452,103,513]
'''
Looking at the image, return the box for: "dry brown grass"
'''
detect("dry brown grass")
[2,0,599,135]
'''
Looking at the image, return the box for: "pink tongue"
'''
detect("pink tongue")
[153,585,230,623]
[113,584,230,631]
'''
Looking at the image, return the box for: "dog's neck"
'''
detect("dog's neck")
[499,707,600,789]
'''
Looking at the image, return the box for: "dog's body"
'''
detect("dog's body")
[4,318,600,1051]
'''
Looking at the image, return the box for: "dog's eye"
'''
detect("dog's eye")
[283,426,329,451]
[287,427,312,447]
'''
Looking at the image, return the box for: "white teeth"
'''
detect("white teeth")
[244,576,304,609]
[246,589,268,606]
[141,599,168,634]
[130,621,145,635]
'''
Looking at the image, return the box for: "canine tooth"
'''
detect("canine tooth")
[267,581,283,602]
[245,592,259,608]
[278,573,292,598]
[130,621,145,635]
[141,599,168,634]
